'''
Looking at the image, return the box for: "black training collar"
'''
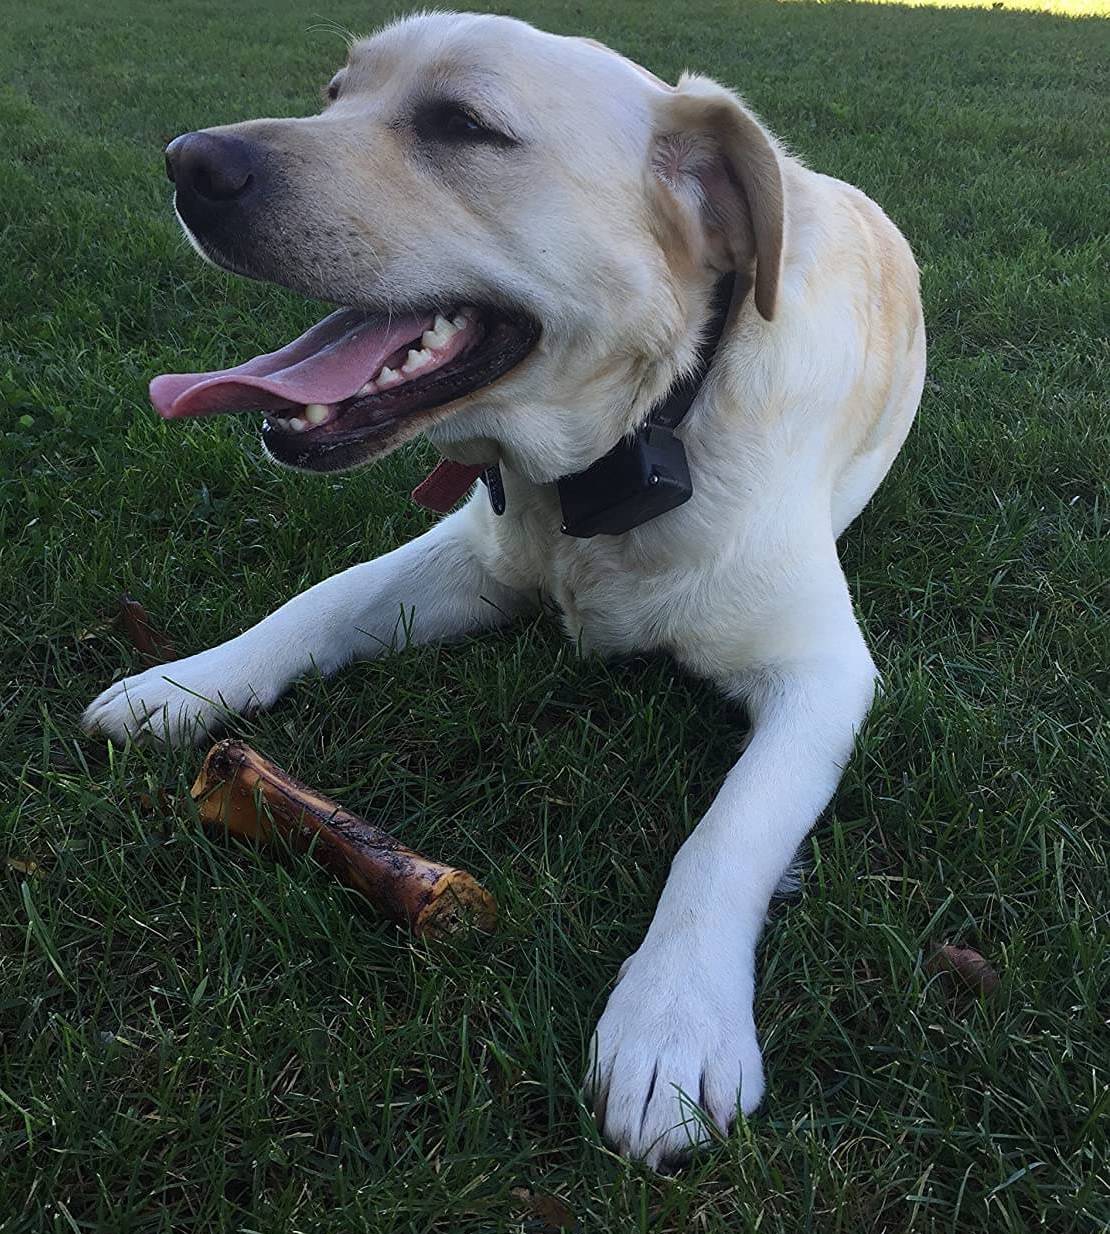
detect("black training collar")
[480,272,739,537]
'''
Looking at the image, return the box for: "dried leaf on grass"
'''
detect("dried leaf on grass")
[116,595,177,664]
[136,789,172,815]
[510,1188,576,1231]
[74,618,113,643]
[6,858,43,878]
[928,943,1000,995]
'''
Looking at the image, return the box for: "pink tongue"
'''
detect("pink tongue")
[149,307,433,419]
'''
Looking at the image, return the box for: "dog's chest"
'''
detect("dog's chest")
[548,550,660,654]
[543,532,755,676]
[483,485,763,676]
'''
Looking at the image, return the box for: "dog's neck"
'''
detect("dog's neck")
[412,273,743,528]
[554,272,738,536]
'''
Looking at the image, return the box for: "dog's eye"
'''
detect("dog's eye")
[323,77,342,103]
[441,107,482,139]
[414,101,516,148]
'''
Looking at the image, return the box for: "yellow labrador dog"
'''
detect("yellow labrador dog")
[84,12,925,1167]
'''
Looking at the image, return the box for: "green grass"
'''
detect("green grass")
[2,0,1108,1230]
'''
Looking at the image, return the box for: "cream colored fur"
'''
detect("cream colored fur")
[84,12,926,1169]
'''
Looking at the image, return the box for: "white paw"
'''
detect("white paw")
[585,933,764,1169]
[82,644,273,747]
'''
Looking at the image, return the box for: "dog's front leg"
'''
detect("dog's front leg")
[586,588,878,1169]
[83,504,529,745]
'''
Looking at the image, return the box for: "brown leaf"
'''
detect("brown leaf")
[6,858,43,878]
[136,789,173,815]
[116,595,177,665]
[74,618,113,643]
[928,943,1000,996]
[511,1188,575,1231]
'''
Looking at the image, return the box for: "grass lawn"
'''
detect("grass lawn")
[2,0,1108,1230]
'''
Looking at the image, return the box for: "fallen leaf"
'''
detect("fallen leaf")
[6,858,42,878]
[511,1188,575,1231]
[117,595,177,664]
[928,943,1000,996]
[136,789,172,815]
[74,618,113,643]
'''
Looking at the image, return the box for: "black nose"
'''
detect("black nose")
[164,132,256,203]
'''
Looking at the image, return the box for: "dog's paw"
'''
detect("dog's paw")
[585,934,764,1169]
[82,646,270,746]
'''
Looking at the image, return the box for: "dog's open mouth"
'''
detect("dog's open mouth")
[149,304,539,472]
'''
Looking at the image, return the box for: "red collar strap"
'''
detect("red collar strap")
[410,459,485,513]
[411,459,506,515]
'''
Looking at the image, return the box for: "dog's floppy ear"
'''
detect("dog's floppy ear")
[652,75,785,321]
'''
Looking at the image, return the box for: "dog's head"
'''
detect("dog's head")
[154,12,784,480]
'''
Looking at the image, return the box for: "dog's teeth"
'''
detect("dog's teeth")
[305,404,330,424]
[402,348,432,373]
[289,417,308,432]
[452,310,471,329]
[271,416,290,430]
[377,366,400,387]
[357,381,376,397]
[422,314,459,349]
